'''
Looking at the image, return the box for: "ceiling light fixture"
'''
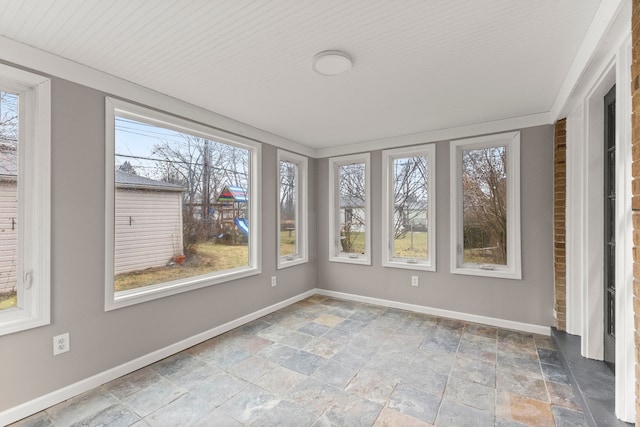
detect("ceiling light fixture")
[312,50,353,76]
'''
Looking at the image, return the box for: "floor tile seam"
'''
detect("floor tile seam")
[103,395,147,425]
[128,385,189,422]
[456,350,498,366]
[495,365,545,381]
[540,359,565,369]
[376,381,401,426]
[496,386,553,407]
[548,397,583,412]
[440,395,498,419]
[431,379,453,426]
[430,343,466,426]
[539,370,555,407]
[76,387,143,426]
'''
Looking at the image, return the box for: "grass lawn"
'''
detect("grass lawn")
[115,241,249,292]
[0,292,16,310]
[393,232,428,258]
[280,230,296,256]
[463,247,504,264]
[341,231,366,254]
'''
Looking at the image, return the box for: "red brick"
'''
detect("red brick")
[554,119,567,331]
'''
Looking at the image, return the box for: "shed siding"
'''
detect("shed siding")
[115,189,183,275]
[0,180,17,294]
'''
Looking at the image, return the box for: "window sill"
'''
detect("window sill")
[451,265,521,280]
[383,260,435,272]
[0,307,50,337]
[277,256,309,270]
[105,266,260,311]
[329,255,371,266]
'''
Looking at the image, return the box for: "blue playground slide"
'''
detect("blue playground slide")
[234,217,249,237]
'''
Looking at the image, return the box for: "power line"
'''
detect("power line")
[115,153,248,177]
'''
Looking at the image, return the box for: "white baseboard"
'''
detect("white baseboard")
[2,287,550,425]
[0,289,316,426]
[315,289,551,336]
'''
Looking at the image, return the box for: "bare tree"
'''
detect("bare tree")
[152,135,205,208]
[149,134,249,250]
[392,156,428,239]
[462,146,507,264]
[279,160,296,228]
[0,92,18,174]
[117,160,137,175]
[0,91,18,142]
[337,163,366,252]
[0,91,18,296]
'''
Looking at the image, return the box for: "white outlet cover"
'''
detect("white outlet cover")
[271,276,277,287]
[411,276,419,287]
[53,332,70,356]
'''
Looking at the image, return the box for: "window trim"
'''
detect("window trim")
[328,153,371,265]
[105,97,261,311]
[382,144,436,271]
[0,65,51,336]
[277,150,308,269]
[449,131,521,279]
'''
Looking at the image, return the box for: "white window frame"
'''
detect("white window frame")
[277,150,308,269]
[0,65,51,336]
[328,153,371,265]
[105,97,261,311]
[450,131,521,279]
[382,144,436,271]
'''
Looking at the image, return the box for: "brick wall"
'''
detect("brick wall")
[632,0,640,422]
[554,119,567,331]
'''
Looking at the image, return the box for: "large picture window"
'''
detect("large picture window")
[277,150,308,268]
[105,98,261,310]
[450,131,521,279]
[328,153,370,265]
[0,65,51,336]
[382,144,436,270]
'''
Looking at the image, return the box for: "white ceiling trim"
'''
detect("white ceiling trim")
[316,112,551,158]
[0,35,317,158]
[551,0,627,120]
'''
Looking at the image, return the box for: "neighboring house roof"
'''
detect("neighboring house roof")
[394,200,429,211]
[339,195,365,209]
[115,170,186,192]
[1,153,186,192]
[217,185,248,202]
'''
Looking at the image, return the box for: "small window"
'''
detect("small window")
[382,144,436,270]
[105,98,261,310]
[450,131,521,279]
[0,65,51,336]
[277,150,308,268]
[328,153,371,265]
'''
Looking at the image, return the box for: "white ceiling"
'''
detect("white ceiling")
[0,0,602,150]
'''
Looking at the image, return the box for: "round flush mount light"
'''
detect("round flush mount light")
[312,50,353,76]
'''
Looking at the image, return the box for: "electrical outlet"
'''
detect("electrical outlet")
[53,333,70,356]
[411,276,419,287]
[271,276,277,287]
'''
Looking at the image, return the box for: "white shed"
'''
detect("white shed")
[0,143,17,296]
[0,176,17,295]
[114,171,185,275]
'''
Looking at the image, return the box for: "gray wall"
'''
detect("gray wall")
[0,66,553,413]
[0,76,317,411]
[316,126,555,326]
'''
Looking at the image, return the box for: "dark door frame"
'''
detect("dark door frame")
[603,84,616,369]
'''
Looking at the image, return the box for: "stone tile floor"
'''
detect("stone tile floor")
[12,296,588,426]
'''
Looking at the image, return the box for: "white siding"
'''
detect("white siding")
[114,188,183,275]
[0,180,17,294]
